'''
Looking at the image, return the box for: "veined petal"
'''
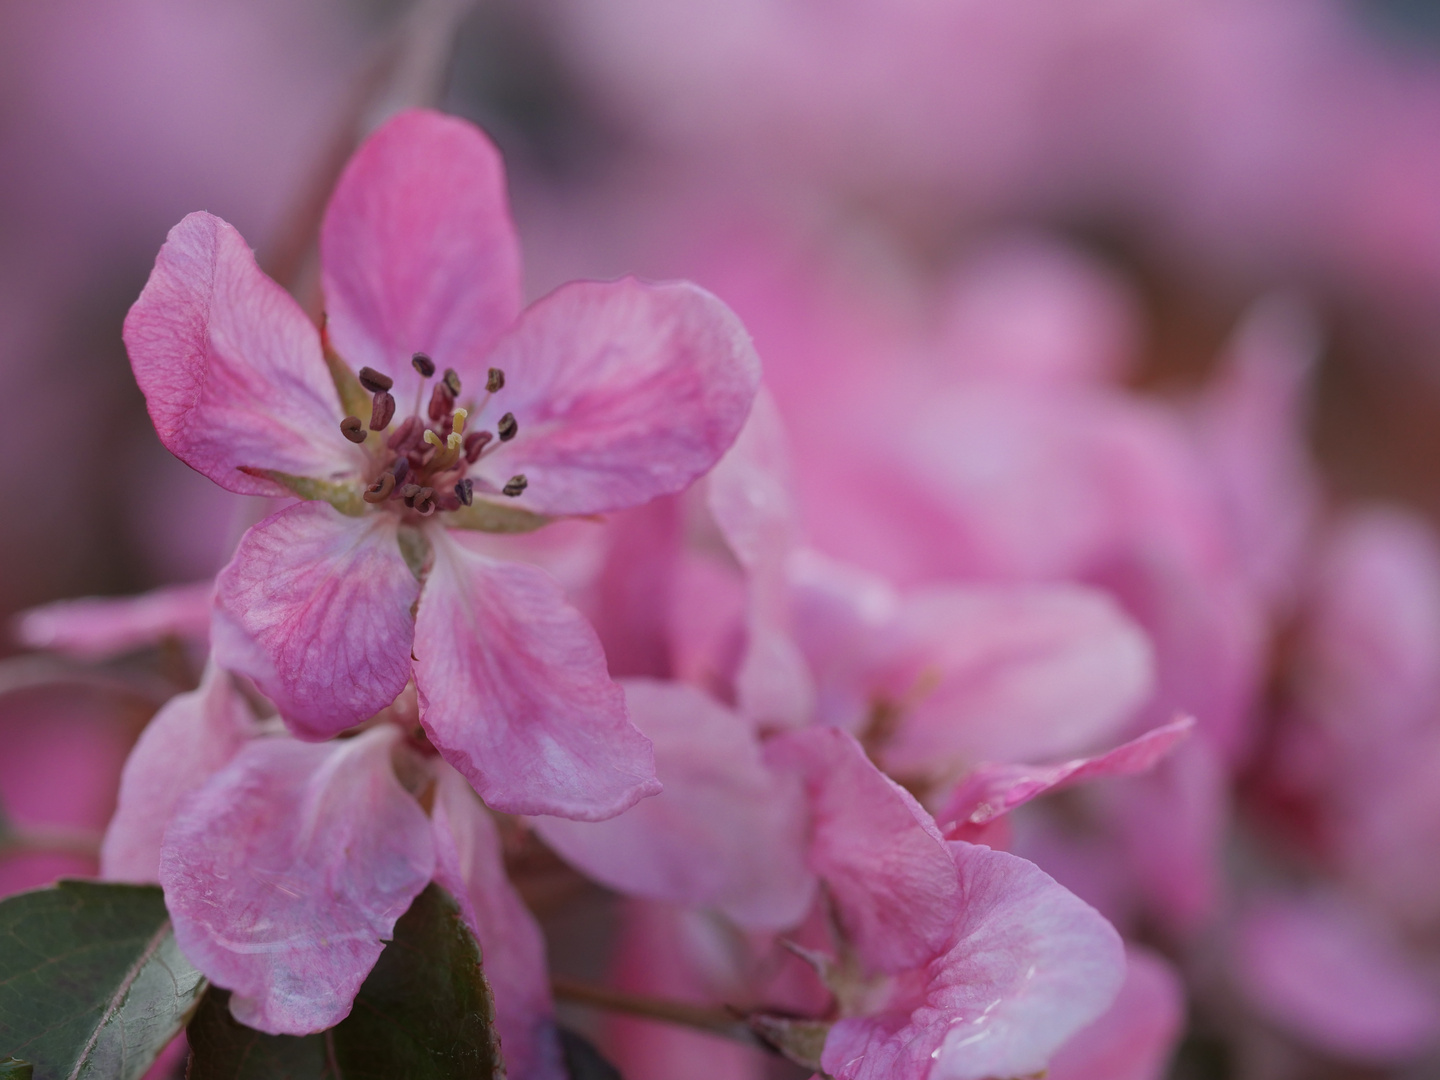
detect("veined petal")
[767,727,957,975]
[100,663,254,883]
[415,533,659,820]
[936,716,1195,839]
[214,502,419,738]
[822,844,1125,1080]
[431,767,565,1080]
[471,278,761,516]
[320,109,522,402]
[159,726,435,1035]
[533,679,814,930]
[125,212,363,496]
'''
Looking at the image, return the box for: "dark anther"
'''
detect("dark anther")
[364,473,396,503]
[413,487,436,516]
[454,478,474,506]
[340,416,367,443]
[400,483,423,506]
[502,474,528,497]
[442,368,462,397]
[391,457,410,484]
[439,413,454,437]
[358,367,393,393]
[411,352,436,378]
[428,383,454,423]
[463,430,493,463]
[387,415,422,451]
[486,367,505,393]
[497,412,518,441]
[369,391,396,431]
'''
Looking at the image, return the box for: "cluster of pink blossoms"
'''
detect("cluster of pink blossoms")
[14,108,1203,1079]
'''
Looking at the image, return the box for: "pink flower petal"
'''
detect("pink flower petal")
[101,663,254,883]
[213,502,420,738]
[876,584,1155,777]
[320,109,522,402]
[767,727,957,974]
[1233,892,1440,1063]
[160,726,435,1035]
[469,278,761,516]
[415,532,659,820]
[15,581,214,659]
[936,717,1195,839]
[431,766,564,1080]
[1045,947,1185,1080]
[822,843,1126,1080]
[533,679,813,930]
[708,388,815,727]
[124,212,363,496]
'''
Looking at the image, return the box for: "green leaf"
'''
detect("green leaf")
[0,880,206,1080]
[188,884,503,1080]
[0,1059,34,1080]
[184,993,333,1080]
[444,499,550,534]
[559,1029,623,1080]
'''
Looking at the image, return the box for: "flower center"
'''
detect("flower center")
[338,353,527,520]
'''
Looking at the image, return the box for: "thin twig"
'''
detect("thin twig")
[550,977,764,1049]
[0,824,104,860]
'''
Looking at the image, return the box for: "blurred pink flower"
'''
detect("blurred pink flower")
[125,108,762,821]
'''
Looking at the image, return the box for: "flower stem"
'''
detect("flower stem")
[550,977,765,1049]
[0,823,104,859]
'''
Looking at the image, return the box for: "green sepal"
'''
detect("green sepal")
[322,328,374,424]
[396,526,432,581]
[444,499,550,534]
[0,1059,33,1080]
[187,884,503,1080]
[240,468,365,517]
[0,880,207,1080]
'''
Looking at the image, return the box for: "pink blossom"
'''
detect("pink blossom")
[1046,947,1186,1080]
[14,580,213,659]
[124,108,760,820]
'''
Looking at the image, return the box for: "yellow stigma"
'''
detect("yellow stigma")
[423,429,443,448]
[451,408,468,435]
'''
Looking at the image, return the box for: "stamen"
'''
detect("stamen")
[391,457,410,484]
[451,408,468,435]
[412,487,436,516]
[411,353,436,378]
[363,473,396,503]
[454,478,474,506]
[486,367,505,393]
[369,391,396,431]
[400,483,423,506]
[423,429,444,449]
[502,474,528,497]
[463,431,493,463]
[428,383,454,423]
[358,367,393,393]
[340,416,367,443]
[497,413,518,441]
[388,415,422,451]
[442,368,463,397]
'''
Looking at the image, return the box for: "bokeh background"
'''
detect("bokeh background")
[11,2,1440,1076]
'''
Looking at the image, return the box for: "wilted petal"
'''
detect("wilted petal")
[534,679,813,930]
[1233,893,1440,1063]
[15,581,214,659]
[1045,947,1185,1080]
[876,584,1154,777]
[936,717,1195,839]
[101,663,253,883]
[320,109,522,402]
[415,533,659,820]
[124,212,363,496]
[160,726,435,1035]
[470,278,761,516]
[822,844,1125,1080]
[214,502,419,738]
[431,766,564,1080]
[767,727,957,974]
